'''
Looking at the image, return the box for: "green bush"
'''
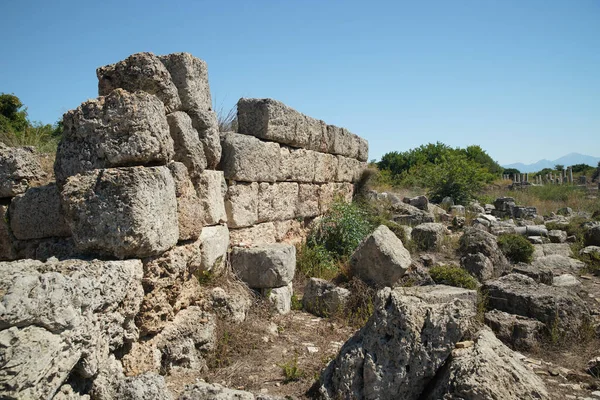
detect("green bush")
[497,234,534,263]
[307,199,371,260]
[429,265,478,290]
[296,243,339,280]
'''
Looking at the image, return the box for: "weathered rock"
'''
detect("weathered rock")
[318,182,353,213]
[0,258,143,399]
[169,162,203,241]
[0,144,44,198]
[138,241,203,336]
[318,285,476,400]
[411,222,446,251]
[279,147,316,182]
[186,108,221,169]
[460,252,494,282]
[424,329,549,400]
[584,224,600,246]
[193,170,227,226]
[199,225,229,274]
[403,195,429,211]
[231,244,295,288]
[167,111,207,177]
[55,89,174,184]
[313,152,338,183]
[61,166,178,259]
[12,237,77,262]
[97,52,181,112]
[336,155,362,183]
[224,181,259,228]
[302,278,350,317]
[557,207,573,216]
[532,254,585,274]
[209,286,251,323]
[350,225,412,288]
[0,205,16,260]
[532,243,573,259]
[450,205,466,216]
[329,125,360,159]
[553,273,581,288]
[158,52,212,112]
[178,381,285,400]
[221,132,281,182]
[459,228,509,275]
[548,229,567,243]
[482,273,590,334]
[484,309,545,350]
[8,183,70,240]
[262,282,293,314]
[258,182,298,222]
[297,184,321,218]
[511,262,553,285]
[273,219,306,244]
[229,222,277,247]
[390,201,435,226]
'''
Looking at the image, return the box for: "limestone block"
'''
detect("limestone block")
[262,283,293,315]
[167,112,206,177]
[9,184,70,240]
[199,225,229,274]
[314,152,338,183]
[229,222,277,247]
[411,222,446,251]
[279,147,316,182]
[168,162,203,241]
[336,155,362,183]
[186,108,221,169]
[97,52,181,112]
[193,170,227,226]
[220,132,281,183]
[319,183,353,213]
[61,166,178,259]
[258,182,299,223]
[55,89,174,184]
[303,278,350,317]
[224,182,259,228]
[273,219,305,244]
[357,136,369,162]
[0,144,44,198]
[230,244,296,288]
[159,52,212,112]
[328,125,359,159]
[297,184,321,218]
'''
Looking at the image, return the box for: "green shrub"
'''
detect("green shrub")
[342,277,375,328]
[429,265,478,290]
[307,199,371,260]
[497,234,534,263]
[296,243,339,280]
[279,353,304,383]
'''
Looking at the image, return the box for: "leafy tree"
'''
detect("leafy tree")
[0,93,29,133]
[503,168,520,177]
[571,163,594,174]
[555,164,565,171]
[461,145,503,175]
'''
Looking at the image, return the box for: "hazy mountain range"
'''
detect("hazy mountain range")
[502,153,600,173]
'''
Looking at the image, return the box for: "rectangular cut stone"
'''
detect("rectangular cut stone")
[9,184,70,240]
[60,166,179,259]
[258,182,299,223]
[159,52,212,112]
[357,137,369,162]
[319,183,353,213]
[273,220,306,245]
[168,162,203,241]
[230,244,296,288]
[193,170,227,226]
[336,156,363,183]
[224,182,259,228]
[279,147,316,182]
[166,112,207,178]
[220,132,281,183]
[314,152,339,183]
[297,184,320,218]
[229,222,277,247]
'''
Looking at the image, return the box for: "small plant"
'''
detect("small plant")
[497,234,534,263]
[548,309,563,345]
[429,265,479,290]
[342,277,375,328]
[296,243,339,280]
[279,353,304,383]
[290,294,303,311]
[476,289,489,323]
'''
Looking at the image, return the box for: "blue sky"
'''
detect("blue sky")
[1,0,598,164]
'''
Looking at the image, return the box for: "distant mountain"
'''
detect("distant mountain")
[503,153,600,173]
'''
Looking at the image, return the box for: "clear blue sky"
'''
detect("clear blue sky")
[1,0,598,165]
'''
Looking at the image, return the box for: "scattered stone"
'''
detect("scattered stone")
[459,227,509,276]
[231,244,296,288]
[549,229,568,243]
[533,243,573,259]
[262,283,293,314]
[532,254,585,274]
[61,166,178,259]
[411,222,446,251]
[557,207,573,216]
[350,225,412,288]
[511,262,553,285]
[0,144,44,198]
[403,195,429,211]
[209,286,251,323]
[553,274,582,288]
[302,278,351,317]
[460,252,494,282]
[450,204,466,216]
[484,309,545,350]
[390,202,435,226]
[584,224,600,247]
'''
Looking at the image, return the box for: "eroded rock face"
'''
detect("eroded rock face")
[459,228,509,278]
[97,52,182,112]
[318,285,476,400]
[0,144,44,198]
[61,166,179,259]
[303,278,350,317]
[167,112,207,178]
[411,222,446,251]
[168,162,203,241]
[484,309,545,350]
[231,244,296,288]
[178,381,285,400]
[159,52,212,112]
[350,225,411,288]
[424,329,549,400]
[55,89,174,184]
[0,258,143,400]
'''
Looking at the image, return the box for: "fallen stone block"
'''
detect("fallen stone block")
[61,166,178,259]
[411,222,446,251]
[262,282,293,315]
[302,278,350,317]
[231,244,296,288]
[484,309,545,350]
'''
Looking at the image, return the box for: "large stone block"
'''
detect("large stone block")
[237,98,324,150]
[411,222,446,251]
[314,152,338,183]
[61,166,179,259]
[336,155,362,182]
[199,225,230,274]
[9,184,70,240]
[350,225,412,288]
[279,147,316,182]
[229,222,277,247]
[357,136,369,162]
[328,125,359,159]
[158,52,212,112]
[97,52,181,112]
[303,278,351,317]
[319,182,353,213]
[186,108,221,169]
[55,89,174,184]
[193,170,227,226]
[167,112,206,177]
[220,132,281,182]
[224,182,259,228]
[230,244,296,288]
[258,182,299,222]
[168,162,203,241]
[0,144,44,198]
[297,184,320,218]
